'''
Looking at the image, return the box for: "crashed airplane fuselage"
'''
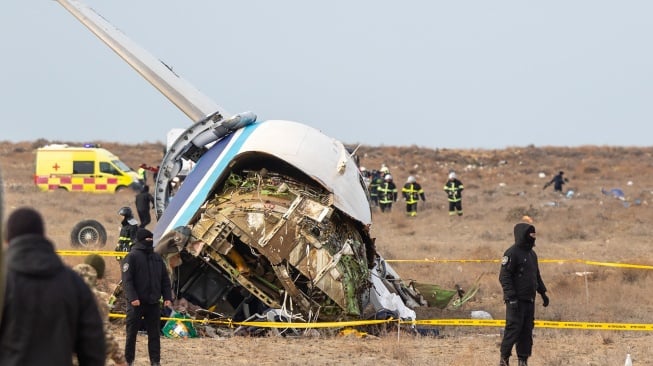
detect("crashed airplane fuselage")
[153,120,383,321]
[56,0,419,322]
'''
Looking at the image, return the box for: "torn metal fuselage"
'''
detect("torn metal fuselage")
[53,0,429,325]
[154,120,378,322]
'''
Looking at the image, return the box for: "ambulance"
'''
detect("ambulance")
[34,144,141,193]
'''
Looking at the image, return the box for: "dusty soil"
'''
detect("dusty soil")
[2,141,653,365]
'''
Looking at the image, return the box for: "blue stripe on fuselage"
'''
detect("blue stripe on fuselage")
[153,123,259,242]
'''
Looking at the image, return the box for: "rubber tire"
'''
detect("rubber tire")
[70,219,107,248]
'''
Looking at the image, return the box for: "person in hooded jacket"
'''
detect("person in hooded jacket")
[0,207,105,366]
[498,223,550,366]
[122,228,173,366]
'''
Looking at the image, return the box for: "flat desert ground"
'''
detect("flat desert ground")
[2,141,653,365]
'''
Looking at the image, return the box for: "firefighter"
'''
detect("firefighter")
[402,176,425,217]
[368,170,383,207]
[443,171,464,216]
[378,174,398,213]
[116,206,138,260]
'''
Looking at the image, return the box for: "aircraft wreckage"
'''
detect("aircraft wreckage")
[56,0,475,326]
[152,119,421,322]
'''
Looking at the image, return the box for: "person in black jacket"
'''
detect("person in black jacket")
[122,228,173,366]
[0,207,105,366]
[499,223,549,366]
[543,171,568,193]
[135,185,155,228]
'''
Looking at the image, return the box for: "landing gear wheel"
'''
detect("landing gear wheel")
[70,219,107,248]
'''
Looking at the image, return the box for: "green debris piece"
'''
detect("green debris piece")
[410,283,458,309]
[163,310,198,338]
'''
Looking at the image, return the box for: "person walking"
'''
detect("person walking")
[402,176,426,217]
[0,207,105,366]
[74,255,128,366]
[443,171,464,216]
[543,171,567,193]
[378,174,398,213]
[116,206,139,260]
[499,222,550,366]
[122,228,173,366]
[135,185,155,228]
[368,170,383,207]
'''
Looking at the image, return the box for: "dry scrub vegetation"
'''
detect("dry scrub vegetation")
[2,140,653,365]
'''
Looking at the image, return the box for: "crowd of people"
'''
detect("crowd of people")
[360,164,462,217]
[0,162,561,365]
[360,163,551,365]
[0,207,172,366]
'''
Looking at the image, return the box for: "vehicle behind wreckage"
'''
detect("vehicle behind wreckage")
[54,0,461,329]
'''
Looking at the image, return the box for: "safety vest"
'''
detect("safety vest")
[402,183,424,204]
[444,179,464,202]
[369,177,383,197]
[378,182,397,204]
[137,167,146,182]
[116,221,138,260]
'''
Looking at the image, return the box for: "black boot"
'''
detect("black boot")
[499,356,510,366]
[518,358,528,366]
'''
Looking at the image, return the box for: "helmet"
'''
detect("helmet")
[407,176,416,184]
[448,172,457,180]
[118,206,133,217]
[384,174,392,181]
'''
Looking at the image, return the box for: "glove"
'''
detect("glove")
[506,299,518,310]
[540,293,549,307]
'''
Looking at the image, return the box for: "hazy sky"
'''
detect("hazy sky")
[2,1,652,149]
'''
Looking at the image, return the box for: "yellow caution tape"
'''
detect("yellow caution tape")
[235,319,390,328]
[385,258,653,270]
[58,250,126,257]
[534,320,653,331]
[58,250,653,270]
[386,259,498,264]
[409,318,653,331]
[108,312,394,328]
[107,312,653,331]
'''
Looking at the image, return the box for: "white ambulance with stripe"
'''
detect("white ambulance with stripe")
[34,144,140,193]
